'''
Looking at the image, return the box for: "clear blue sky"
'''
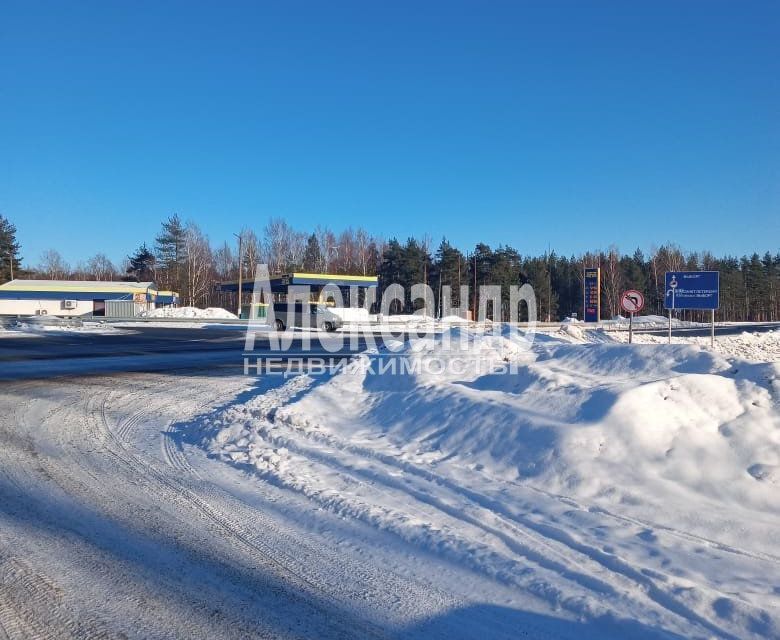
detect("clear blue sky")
[1,0,778,267]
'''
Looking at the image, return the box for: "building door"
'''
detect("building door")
[93,300,106,317]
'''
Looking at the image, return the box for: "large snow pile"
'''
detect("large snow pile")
[143,306,238,319]
[198,328,780,639]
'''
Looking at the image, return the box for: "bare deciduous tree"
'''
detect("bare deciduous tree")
[86,253,117,280]
[317,227,337,272]
[263,218,289,274]
[601,245,624,318]
[38,249,70,279]
[240,229,262,279]
[184,224,214,306]
[355,228,371,275]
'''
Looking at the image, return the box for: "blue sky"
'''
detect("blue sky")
[1,0,778,267]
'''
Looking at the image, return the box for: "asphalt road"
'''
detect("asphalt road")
[0,325,406,380]
[633,322,780,338]
[3,321,778,380]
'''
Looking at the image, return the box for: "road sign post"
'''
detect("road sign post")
[620,289,645,344]
[664,271,719,347]
[711,309,715,348]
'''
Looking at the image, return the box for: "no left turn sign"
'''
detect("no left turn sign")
[621,290,645,314]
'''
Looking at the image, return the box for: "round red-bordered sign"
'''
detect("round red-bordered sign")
[620,290,645,314]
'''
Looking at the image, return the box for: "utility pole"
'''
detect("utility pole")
[473,252,477,322]
[9,251,13,280]
[234,233,243,318]
[547,248,552,323]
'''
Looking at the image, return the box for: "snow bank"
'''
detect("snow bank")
[439,314,471,324]
[554,325,780,363]
[610,329,780,363]
[0,321,126,336]
[602,314,700,329]
[327,307,370,323]
[142,306,238,319]
[197,328,780,638]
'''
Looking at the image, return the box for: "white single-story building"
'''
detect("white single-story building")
[0,280,159,317]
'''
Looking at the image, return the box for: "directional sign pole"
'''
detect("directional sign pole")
[629,311,634,344]
[668,277,676,344]
[711,309,715,348]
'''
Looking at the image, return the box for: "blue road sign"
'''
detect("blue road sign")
[664,271,719,310]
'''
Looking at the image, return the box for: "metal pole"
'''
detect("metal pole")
[711,309,715,348]
[8,251,13,280]
[473,252,477,322]
[668,309,672,344]
[234,233,243,318]
[629,312,633,344]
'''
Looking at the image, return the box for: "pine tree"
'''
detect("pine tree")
[431,239,466,314]
[302,234,322,272]
[551,255,580,320]
[378,239,405,313]
[126,243,156,282]
[0,215,22,283]
[492,246,523,320]
[155,214,186,291]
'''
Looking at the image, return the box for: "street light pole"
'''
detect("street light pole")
[473,252,477,322]
[233,233,243,318]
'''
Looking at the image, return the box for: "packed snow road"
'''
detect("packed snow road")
[0,371,537,639]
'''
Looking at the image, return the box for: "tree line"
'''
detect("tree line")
[1,213,778,321]
[7,215,387,309]
[384,242,780,322]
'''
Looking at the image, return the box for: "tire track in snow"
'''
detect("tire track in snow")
[0,547,115,640]
[100,375,461,630]
[91,387,405,639]
[162,420,197,475]
[114,409,145,442]
[2,377,413,639]
[7,379,381,639]
[0,554,61,640]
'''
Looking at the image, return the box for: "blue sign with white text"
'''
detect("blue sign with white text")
[664,271,719,310]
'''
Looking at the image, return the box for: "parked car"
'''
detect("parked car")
[271,302,343,332]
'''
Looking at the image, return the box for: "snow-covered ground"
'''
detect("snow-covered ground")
[199,326,780,639]
[0,320,128,337]
[558,323,780,362]
[142,306,238,319]
[1,325,779,638]
[563,315,705,330]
